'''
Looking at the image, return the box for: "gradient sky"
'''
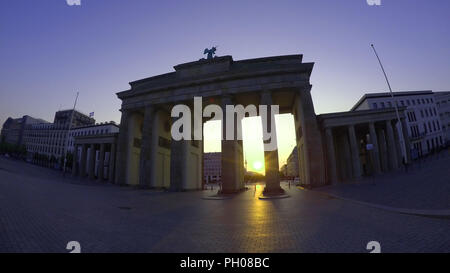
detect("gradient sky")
[1,0,449,173]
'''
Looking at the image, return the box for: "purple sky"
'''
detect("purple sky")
[1,0,449,126]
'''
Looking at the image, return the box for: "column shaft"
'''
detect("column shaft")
[325,128,338,185]
[115,110,130,185]
[139,106,156,188]
[293,86,326,187]
[401,118,411,162]
[260,91,282,194]
[108,143,116,183]
[170,123,188,191]
[79,144,87,177]
[377,129,389,172]
[385,120,399,170]
[98,143,105,181]
[369,122,381,174]
[88,144,96,180]
[348,125,362,178]
[72,145,78,176]
[220,96,243,194]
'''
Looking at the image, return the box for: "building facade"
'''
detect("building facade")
[23,110,95,162]
[435,91,450,146]
[71,133,118,183]
[286,147,299,177]
[1,115,47,146]
[318,108,409,184]
[204,152,221,183]
[351,91,445,158]
[67,122,119,152]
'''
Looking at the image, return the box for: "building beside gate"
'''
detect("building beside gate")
[435,91,450,146]
[71,133,118,183]
[351,91,445,158]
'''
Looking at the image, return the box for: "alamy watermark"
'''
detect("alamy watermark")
[171,97,279,151]
[66,0,81,6]
[366,0,381,6]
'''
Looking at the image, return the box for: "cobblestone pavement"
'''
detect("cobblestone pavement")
[317,150,450,210]
[0,156,449,253]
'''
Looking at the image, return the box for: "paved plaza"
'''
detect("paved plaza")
[317,150,450,210]
[0,156,449,253]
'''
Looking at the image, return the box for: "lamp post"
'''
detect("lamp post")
[370,44,407,163]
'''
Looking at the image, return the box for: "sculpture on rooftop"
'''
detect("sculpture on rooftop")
[203,46,217,59]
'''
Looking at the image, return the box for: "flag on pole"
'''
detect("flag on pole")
[89,112,94,117]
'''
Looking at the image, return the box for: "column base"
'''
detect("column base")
[217,186,247,195]
[259,187,289,199]
[262,186,285,195]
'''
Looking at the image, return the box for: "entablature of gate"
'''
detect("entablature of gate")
[116,55,315,111]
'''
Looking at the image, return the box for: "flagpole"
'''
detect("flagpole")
[370,44,407,163]
[63,91,79,176]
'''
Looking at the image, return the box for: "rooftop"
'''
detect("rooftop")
[351,90,433,111]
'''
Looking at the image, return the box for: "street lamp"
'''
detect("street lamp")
[370,44,408,163]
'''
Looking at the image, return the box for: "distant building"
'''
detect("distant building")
[351,90,445,157]
[1,115,48,146]
[280,164,287,176]
[24,109,95,161]
[434,91,450,146]
[286,147,299,177]
[203,152,221,183]
[53,109,95,128]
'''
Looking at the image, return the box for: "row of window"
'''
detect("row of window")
[423,120,441,134]
[407,111,417,122]
[436,99,450,107]
[27,144,63,156]
[419,108,438,118]
[372,97,435,110]
[70,128,110,137]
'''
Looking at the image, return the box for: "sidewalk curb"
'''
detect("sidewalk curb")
[298,187,450,219]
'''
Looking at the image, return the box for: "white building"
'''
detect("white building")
[67,122,119,152]
[23,110,95,162]
[203,152,221,183]
[434,91,450,146]
[351,90,445,158]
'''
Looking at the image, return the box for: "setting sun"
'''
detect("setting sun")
[252,161,263,171]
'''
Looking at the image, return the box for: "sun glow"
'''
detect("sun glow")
[252,161,263,171]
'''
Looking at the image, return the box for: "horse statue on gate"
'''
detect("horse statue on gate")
[203,46,217,59]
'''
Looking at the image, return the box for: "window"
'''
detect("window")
[381,102,385,108]
[372,103,378,109]
[387,102,392,107]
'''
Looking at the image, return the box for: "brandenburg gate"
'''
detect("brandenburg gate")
[112,54,409,194]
